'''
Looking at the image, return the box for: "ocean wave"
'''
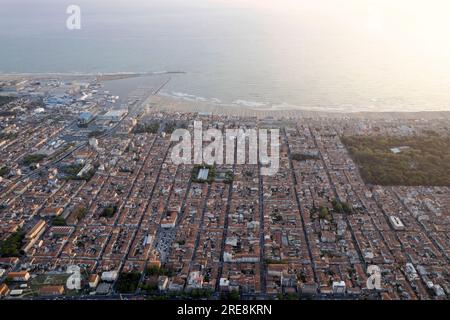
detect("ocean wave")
[232,99,267,108]
[163,91,222,104]
[150,70,186,75]
[171,92,206,101]
[151,70,168,75]
[159,88,450,113]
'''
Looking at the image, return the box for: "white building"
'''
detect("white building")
[405,263,419,281]
[101,271,118,282]
[332,281,346,294]
[187,271,203,289]
[433,284,446,297]
[9,289,24,297]
[219,278,230,289]
[223,252,233,263]
[389,216,405,230]
[77,163,93,178]
[89,138,99,150]
[158,276,169,291]
[98,109,127,122]
[197,168,209,181]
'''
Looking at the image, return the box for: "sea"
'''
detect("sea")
[1,0,450,112]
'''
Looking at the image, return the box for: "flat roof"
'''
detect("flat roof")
[197,168,209,180]
[389,215,405,228]
[103,109,127,116]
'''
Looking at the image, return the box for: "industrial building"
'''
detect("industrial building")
[98,109,127,122]
[78,112,94,126]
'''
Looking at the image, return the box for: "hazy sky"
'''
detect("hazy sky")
[2,0,450,79]
[2,0,450,46]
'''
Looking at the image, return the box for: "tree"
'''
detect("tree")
[291,153,320,161]
[101,205,117,218]
[116,272,141,293]
[342,202,353,214]
[332,199,343,213]
[88,130,104,138]
[146,266,161,276]
[222,289,240,300]
[0,231,24,257]
[0,166,10,177]
[0,96,15,106]
[74,207,87,221]
[52,216,67,226]
[224,171,234,184]
[342,135,450,186]
[134,122,159,134]
[23,154,46,166]
[319,206,330,220]
[145,266,174,277]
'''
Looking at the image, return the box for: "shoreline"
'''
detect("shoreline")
[2,72,450,119]
[148,95,450,120]
[0,71,180,82]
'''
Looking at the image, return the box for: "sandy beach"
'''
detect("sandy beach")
[2,72,450,120]
[148,95,450,120]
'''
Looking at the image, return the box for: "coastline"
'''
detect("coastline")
[0,71,178,82]
[2,72,450,120]
[148,95,450,120]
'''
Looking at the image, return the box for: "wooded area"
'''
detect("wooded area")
[342,135,450,186]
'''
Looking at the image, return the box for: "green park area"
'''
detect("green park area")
[342,135,450,186]
[23,154,46,166]
[0,231,24,257]
[0,96,15,106]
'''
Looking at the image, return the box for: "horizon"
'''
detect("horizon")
[1,0,450,308]
[1,1,450,112]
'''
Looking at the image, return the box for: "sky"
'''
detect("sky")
[2,0,450,43]
[2,0,450,79]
